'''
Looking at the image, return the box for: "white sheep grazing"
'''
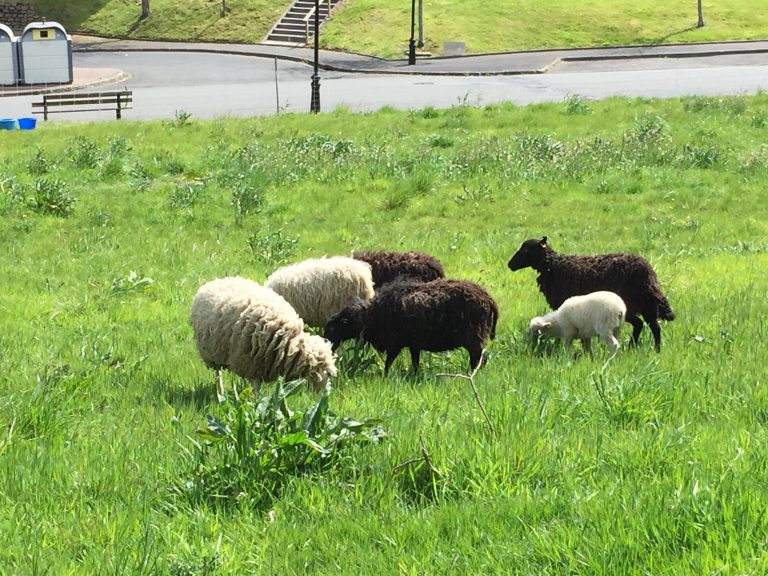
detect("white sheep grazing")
[190,276,337,397]
[529,291,627,354]
[265,256,375,328]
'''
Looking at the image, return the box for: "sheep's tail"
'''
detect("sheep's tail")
[657,294,676,322]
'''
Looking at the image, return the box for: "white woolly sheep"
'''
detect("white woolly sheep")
[190,276,337,397]
[264,256,375,328]
[529,291,627,355]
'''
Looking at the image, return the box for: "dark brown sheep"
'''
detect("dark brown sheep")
[324,277,499,374]
[352,250,445,289]
[507,236,675,351]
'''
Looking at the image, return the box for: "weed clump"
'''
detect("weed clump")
[177,381,385,510]
[28,177,76,217]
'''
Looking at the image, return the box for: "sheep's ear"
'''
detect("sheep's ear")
[542,321,552,329]
[540,236,548,246]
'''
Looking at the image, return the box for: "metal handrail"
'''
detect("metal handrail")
[304,0,333,43]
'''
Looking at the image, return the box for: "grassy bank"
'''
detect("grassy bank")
[1,95,768,574]
[22,0,288,44]
[20,0,768,56]
[324,0,768,57]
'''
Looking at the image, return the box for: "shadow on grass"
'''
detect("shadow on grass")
[162,380,217,409]
[25,0,114,33]
[650,25,701,45]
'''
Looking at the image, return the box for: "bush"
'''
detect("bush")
[247,226,298,265]
[178,381,385,510]
[28,177,76,217]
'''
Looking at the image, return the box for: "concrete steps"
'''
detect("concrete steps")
[265,0,341,45]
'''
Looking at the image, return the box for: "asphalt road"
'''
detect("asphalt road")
[2,50,768,121]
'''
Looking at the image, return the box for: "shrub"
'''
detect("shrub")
[68,136,101,169]
[563,94,592,115]
[246,226,298,265]
[28,177,76,217]
[178,381,385,510]
[99,136,132,178]
[231,181,263,225]
[169,182,204,215]
[27,147,54,176]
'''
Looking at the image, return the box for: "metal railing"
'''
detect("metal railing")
[303,0,333,43]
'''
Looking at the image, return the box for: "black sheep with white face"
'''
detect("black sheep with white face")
[508,236,675,351]
[325,276,499,375]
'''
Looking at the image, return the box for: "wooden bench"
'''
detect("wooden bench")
[32,89,133,121]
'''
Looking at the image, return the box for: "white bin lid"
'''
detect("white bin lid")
[21,21,71,41]
[0,23,16,42]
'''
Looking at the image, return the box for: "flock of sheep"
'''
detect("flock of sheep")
[190,238,675,395]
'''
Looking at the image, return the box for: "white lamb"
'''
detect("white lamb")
[529,291,627,354]
[190,276,337,397]
[264,256,375,327]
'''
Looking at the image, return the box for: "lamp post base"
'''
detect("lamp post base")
[408,38,416,65]
[310,73,321,113]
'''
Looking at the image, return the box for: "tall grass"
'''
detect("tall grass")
[0,94,767,574]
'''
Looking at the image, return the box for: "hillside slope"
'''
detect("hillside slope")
[20,0,288,43]
[13,0,768,56]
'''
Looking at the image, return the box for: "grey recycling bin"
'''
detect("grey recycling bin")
[0,23,18,86]
[18,20,72,85]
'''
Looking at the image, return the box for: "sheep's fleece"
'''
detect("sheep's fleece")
[265,256,375,327]
[190,276,337,390]
[530,290,626,353]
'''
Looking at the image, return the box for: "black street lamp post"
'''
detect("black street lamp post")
[407,0,416,65]
[310,0,321,112]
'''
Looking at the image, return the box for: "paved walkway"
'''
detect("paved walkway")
[2,34,767,96]
[0,66,128,96]
[71,35,768,76]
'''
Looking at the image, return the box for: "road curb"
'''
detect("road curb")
[72,45,553,76]
[70,41,768,78]
[0,70,130,97]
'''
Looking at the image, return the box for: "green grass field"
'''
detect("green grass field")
[1,95,768,574]
[323,0,768,57]
[21,0,288,44]
[19,0,768,56]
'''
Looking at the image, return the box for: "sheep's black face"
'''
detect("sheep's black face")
[508,237,548,271]
[324,305,365,350]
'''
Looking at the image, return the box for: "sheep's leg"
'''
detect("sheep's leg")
[627,315,644,347]
[250,379,261,395]
[581,338,593,355]
[384,347,403,375]
[467,344,484,372]
[409,348,421,374]
[215,368,225,399]
[645,316,662,353]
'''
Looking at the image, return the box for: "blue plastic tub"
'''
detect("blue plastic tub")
[17,117,37,130]
[0,118,17,130]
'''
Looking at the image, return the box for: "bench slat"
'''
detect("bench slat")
[42,91,132,101]
[33,98,133,107]
[32,107,134,116]
[31,90,133,120]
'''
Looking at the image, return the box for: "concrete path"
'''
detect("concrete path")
[70,35,768,76]
[1,35,767,96]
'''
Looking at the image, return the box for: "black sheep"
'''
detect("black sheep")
[352,250,445,289]
[324,277,499,374]
[507,236,675,351]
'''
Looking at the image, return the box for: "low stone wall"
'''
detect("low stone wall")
[0,3,41,35]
